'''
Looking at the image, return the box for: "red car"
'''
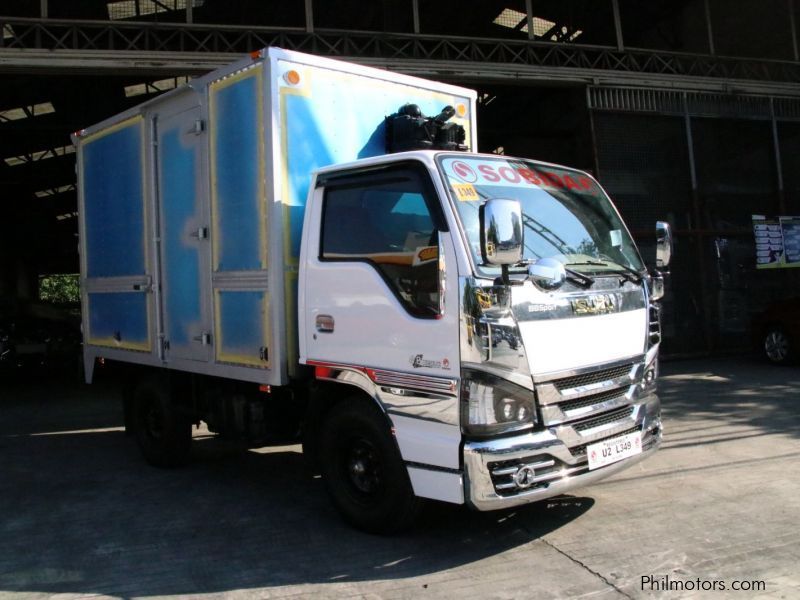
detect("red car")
[752,299,800,365]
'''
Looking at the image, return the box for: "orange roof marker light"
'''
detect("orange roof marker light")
[283,70,301,86]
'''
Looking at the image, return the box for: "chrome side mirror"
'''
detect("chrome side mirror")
[656,221,672,269]
[480,198,524,266]
[528,257,566,291]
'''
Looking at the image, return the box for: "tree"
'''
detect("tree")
[39,274,80,304]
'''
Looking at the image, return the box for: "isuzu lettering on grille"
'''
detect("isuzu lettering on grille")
[572,294,618,316]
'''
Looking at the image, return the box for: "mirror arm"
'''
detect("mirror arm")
[500,264,510,286]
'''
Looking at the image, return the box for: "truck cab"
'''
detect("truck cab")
[299,150,667,526]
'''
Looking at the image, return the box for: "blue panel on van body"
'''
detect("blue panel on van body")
[211,73,263,272]
[83,121,146,278]
[217,290,267,366]
[160,127,201,350]
[87,292,149,350]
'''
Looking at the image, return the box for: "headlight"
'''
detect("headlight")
[460,369,536,436]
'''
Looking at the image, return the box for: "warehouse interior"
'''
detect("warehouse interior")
[2,0,800,356]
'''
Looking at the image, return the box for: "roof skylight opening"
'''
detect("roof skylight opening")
[107,0,204,21]
[124,76,190,98]
[4,145,75,167]
[0,102,56,123]
[533,17,557,37]
[493,9,559,39]
[35,184,75,199]
[493,8,526,30]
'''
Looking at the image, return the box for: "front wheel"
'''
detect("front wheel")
[764,326,793,365]
[319,399,421,534]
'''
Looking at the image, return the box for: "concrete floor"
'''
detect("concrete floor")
[0,356,798,599]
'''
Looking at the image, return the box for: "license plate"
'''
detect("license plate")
[587,431,642,470]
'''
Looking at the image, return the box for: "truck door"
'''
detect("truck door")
[302,162,460,378]
[155,97,211,363]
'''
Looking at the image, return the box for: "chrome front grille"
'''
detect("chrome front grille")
[573,406,635,432]
[558,387,628,413]
[553,363,634,392]
[547,359,644,444]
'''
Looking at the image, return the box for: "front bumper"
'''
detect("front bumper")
[463,393,661,511]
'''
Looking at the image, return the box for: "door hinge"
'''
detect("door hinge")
[191,119,205,135]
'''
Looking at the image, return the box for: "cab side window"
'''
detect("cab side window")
[320,165,443,318]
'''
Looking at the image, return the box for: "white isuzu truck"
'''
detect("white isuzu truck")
[74,47,672,533]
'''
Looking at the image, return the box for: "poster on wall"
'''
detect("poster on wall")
[753,215,800,269]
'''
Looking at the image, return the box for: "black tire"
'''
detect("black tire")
[133,378,192,467]
[319,398,421,534]
[763,326,793,365]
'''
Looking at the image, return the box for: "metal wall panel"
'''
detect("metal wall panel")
[592,111,703,353]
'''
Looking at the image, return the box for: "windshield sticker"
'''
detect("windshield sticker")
[610,229,623,247]
[413,246,438,265]
[442,157,600,196]
[452,182,479,202]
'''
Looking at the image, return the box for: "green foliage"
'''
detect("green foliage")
[39,274,80,304]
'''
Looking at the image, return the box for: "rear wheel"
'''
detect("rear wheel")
[133,378,192,467]
[763,326,793,365]
[319,398,421,534]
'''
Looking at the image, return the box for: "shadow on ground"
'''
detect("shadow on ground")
[0,378,594,597]
[4,355,794,596]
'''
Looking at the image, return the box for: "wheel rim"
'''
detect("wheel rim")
[765,330,789,362]
[342,437,383,498]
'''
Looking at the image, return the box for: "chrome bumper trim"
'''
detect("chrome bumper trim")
[463,394,661,511]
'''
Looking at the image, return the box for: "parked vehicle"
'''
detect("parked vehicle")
[73,48,671,532]
[0,298,81,377]
[752,298,800,365]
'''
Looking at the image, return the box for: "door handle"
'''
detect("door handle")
[193,332,211,345]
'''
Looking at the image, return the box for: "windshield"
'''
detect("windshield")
[437,155,644,277]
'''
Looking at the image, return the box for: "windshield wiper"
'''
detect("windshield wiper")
[568,259,643,284]
[564,267,594,288]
